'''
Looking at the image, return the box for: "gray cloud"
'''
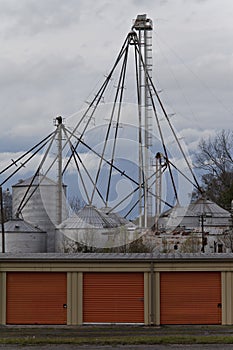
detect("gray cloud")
[0,0,233,171]
[0,52,99,152]
[0,0,82,37]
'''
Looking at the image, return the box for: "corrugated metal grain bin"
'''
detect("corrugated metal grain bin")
[55,205,141,252]
[12,174,67,252]
[159,197,231,233]
[0,219,46,253]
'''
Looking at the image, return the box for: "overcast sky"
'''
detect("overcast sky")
[0,0,233,190]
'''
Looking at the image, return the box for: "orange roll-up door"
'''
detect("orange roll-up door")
[7,272,67,325]
[160,272,221,325]
[83,272,144,323]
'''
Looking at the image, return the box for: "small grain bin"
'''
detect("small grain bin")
[56,205,141,253]
[55,205,117,252]
[0,218,46,253]
[159,197,231,233]
[157,197,232,253]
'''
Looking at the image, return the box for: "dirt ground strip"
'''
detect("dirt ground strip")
[1,326,233,350]
[1,324,233,339]
[1,344,233,350]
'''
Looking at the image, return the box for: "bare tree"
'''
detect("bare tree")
[218,230,233,253]
[195,129,233,209]
[0,188,12,222]
[195,130,233,175]
[180,234,201,253]
[68,195,85,214]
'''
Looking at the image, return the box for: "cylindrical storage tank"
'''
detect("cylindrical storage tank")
[55,205,118,253]
[12,174,67,252]
[159,198,231,233]
[56,205,142,253]
[0,219,46,253]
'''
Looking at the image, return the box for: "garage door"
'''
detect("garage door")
[7,272,67,324]
[160,272,221,324]
[83,272,144,323]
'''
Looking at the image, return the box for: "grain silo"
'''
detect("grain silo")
[12,173,67,252]
[0,218,46,253]
[100,207,137,230]
[159,197,231,233]
[55,205,141,252]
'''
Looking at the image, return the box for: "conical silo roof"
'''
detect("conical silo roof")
[0,218,45,233]
[100,207,137,230]
[77,205,118,228]
[187,197,230,218]
[56,215,92,229]
[161,197,231,219]
[57,205,118,229]
[100,207,129,225]
[159,196,231,233]
[12,173,58,187]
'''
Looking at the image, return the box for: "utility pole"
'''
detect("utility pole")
[155,152,162,231]
[200,213,206,253]
[0,186,5,253]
